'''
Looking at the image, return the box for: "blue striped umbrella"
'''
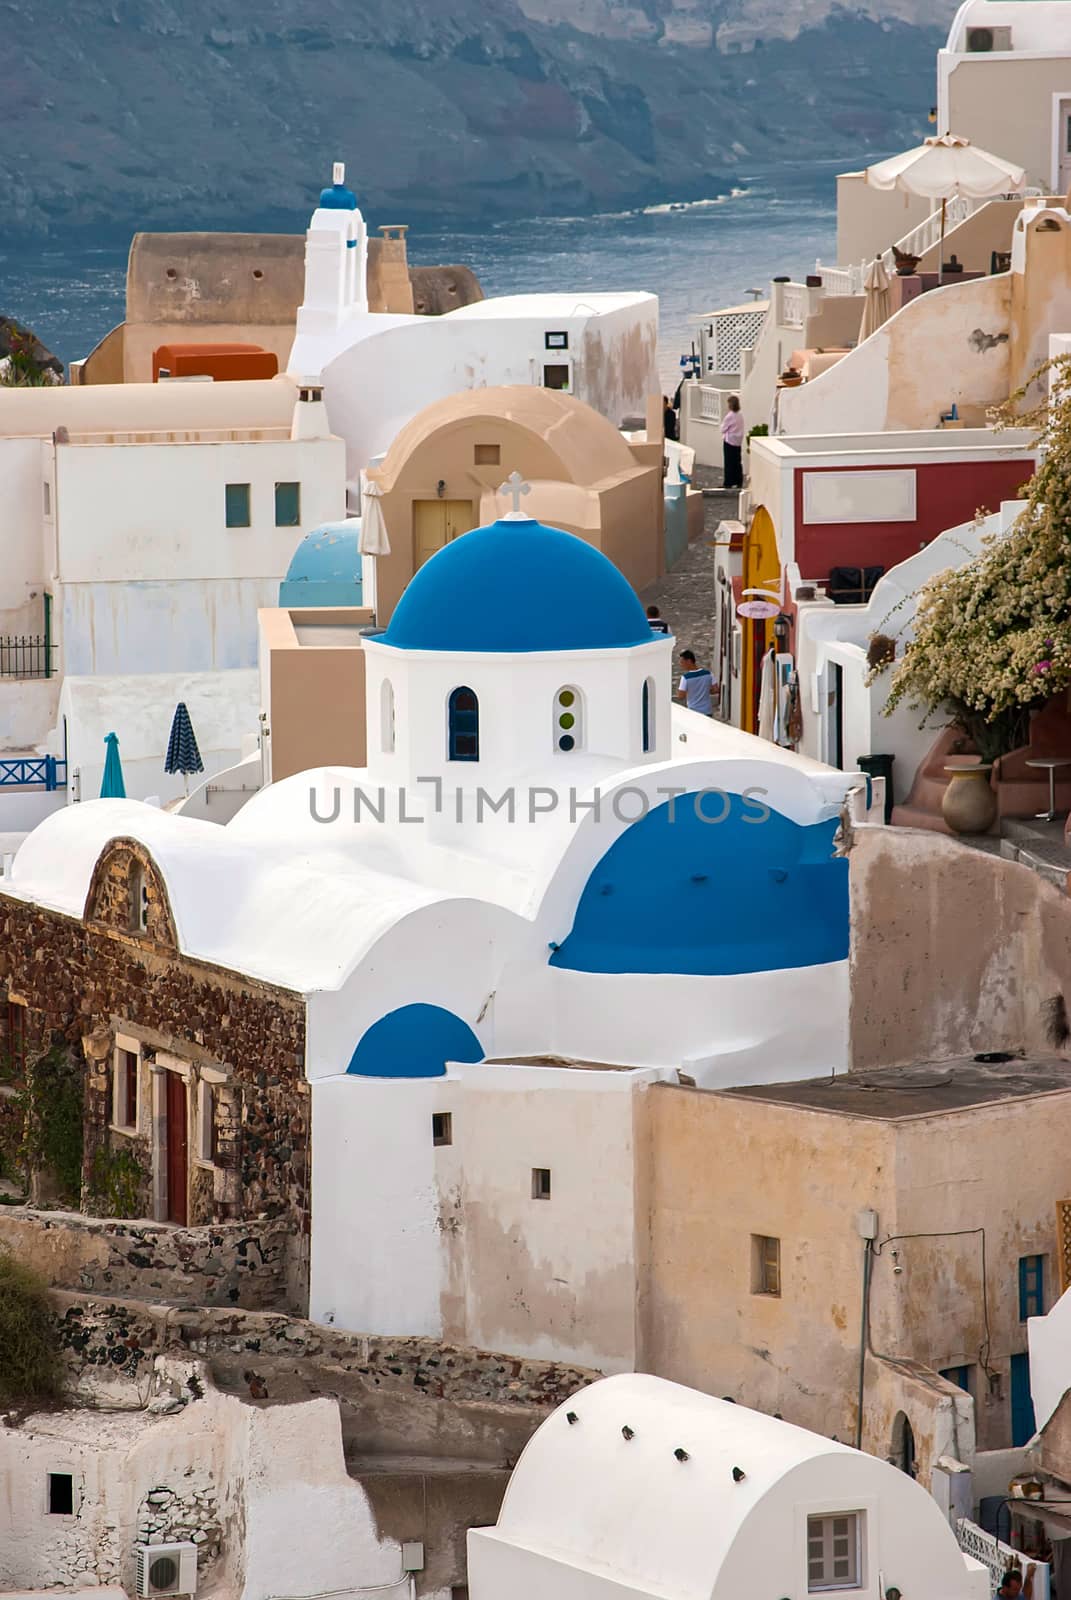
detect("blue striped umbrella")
[165,702,204,794]
[100,732,126,799]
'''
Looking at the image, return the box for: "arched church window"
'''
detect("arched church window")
[642,678,656,754]
[381,679,395,754]
[554,686,583,752]
[448,687,479,762]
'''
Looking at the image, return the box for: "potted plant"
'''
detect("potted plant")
[884,355,1071,833]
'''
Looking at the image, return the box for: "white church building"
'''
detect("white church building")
[288,165,660,479]
[8,510,859,1369]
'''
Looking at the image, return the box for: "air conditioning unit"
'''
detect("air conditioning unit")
[135,1542,198,1598]
[966,25,1012,52]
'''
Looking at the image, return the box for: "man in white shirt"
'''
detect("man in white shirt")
[676,649,717,714]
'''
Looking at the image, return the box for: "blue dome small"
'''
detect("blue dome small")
[319,181,358,211]
[382,518,656,654]
[280,521,363,608]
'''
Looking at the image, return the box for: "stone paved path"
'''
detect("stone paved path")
[641,469,740,673]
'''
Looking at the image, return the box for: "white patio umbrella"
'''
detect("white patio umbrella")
[865,134,1026,282]
[357,478,391,557]
[858,256,892,343]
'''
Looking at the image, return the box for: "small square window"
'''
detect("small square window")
[275,481,301,526]
[432,1112,453,1147]
[751,1234,781,1297]
[474,444,500,466]
[807,1512,862,1591]
[939,1364,973,1394]
[48,1473,74,1515]
[543,364,570,391]
[532,1167,552,1200]
[545,331,569,351]
[225,483,251,528]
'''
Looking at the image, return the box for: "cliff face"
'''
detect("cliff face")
[3,0,955,239]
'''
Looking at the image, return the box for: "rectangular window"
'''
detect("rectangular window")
[225,483,251,527]
[1019,1254,1045,1320]
[543,364,570,391]
[432,1112,453,1147]
[112,1043,139,1132]
[474,444,500,466]
[197,1079,217,1165]
[940,1365,973,1394]
[807,1513,862,1592]
[532,1167,552,1200]
[43,481,51,516]
[751,1234,781,1297]
[275,481,301,526]
[48,1473,74,1515]
[545,331,569,351]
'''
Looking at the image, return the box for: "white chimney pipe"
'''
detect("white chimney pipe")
[333,161,345,186]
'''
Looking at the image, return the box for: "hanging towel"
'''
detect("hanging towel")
[758,649,777,742]
[786,670,804,748]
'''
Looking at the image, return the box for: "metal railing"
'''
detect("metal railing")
[0,635,54,679]
[0,755,67,791]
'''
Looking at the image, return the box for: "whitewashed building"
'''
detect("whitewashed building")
[468,1374,989,1600]
[0,379,345,822]
[288,166,659,478]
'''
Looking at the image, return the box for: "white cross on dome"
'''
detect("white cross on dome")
[499,471,531,520]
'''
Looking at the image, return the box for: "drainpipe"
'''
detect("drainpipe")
[855,1210,879,1450]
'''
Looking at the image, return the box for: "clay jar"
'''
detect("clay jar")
[942,763,997,834]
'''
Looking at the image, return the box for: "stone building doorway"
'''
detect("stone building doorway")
[164,1070,189,1226]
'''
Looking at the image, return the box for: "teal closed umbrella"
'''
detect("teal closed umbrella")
[100,732,126,799]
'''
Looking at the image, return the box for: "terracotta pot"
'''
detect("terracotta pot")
[942,763,997,835]
[895,255,921,277]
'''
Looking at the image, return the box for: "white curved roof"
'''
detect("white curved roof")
[8,723,854,998]
[947,0,1071,53]
[488,1375,975,1600]
[492,1376,859,1593]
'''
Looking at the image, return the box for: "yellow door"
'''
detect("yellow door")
[740,506,782,735]
[413,500,477,569]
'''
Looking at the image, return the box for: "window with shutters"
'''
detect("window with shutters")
[1019,1254,1045,1320]
[807,1513,862,1591]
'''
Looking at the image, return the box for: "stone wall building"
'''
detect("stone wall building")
[0,837,308,1300]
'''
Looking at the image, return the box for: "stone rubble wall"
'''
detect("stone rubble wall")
[0,1208,293,1310]
[52,1291,598,1413]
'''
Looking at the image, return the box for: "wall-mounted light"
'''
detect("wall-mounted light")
[436,479,446,499]
[622,1425,635,1441]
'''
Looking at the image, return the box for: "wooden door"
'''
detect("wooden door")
[165,1072,188,1226]
[413,500,476,569]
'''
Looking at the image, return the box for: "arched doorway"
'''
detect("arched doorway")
[891,1411,916,1478]
[740,505,781,734]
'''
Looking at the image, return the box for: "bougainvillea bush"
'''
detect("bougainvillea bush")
[885,360,1071,761]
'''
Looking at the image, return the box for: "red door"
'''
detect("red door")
[165,1073,188,1226]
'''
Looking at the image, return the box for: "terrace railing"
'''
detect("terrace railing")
[0,755,67,791]
[0,635,54,679]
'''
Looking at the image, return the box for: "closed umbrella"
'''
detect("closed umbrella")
[865,134,1026,282]
[100,732,126,799]
[859,256,892,342]
[164,702,204,796]
[358,478,391,557]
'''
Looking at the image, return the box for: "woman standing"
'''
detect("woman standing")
[721,394,745,490]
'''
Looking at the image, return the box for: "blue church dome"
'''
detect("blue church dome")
[382,518,656,654]
[279,521,363,608]
[319,180,358,211]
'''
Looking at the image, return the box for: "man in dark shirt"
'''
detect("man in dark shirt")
[646,605,670,635]
[996,1566,1035,1600]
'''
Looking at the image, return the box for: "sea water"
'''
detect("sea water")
[0,164,838,388]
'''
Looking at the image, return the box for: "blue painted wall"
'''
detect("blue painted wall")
[346,1003,484,1079]
[551,791,849,976]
